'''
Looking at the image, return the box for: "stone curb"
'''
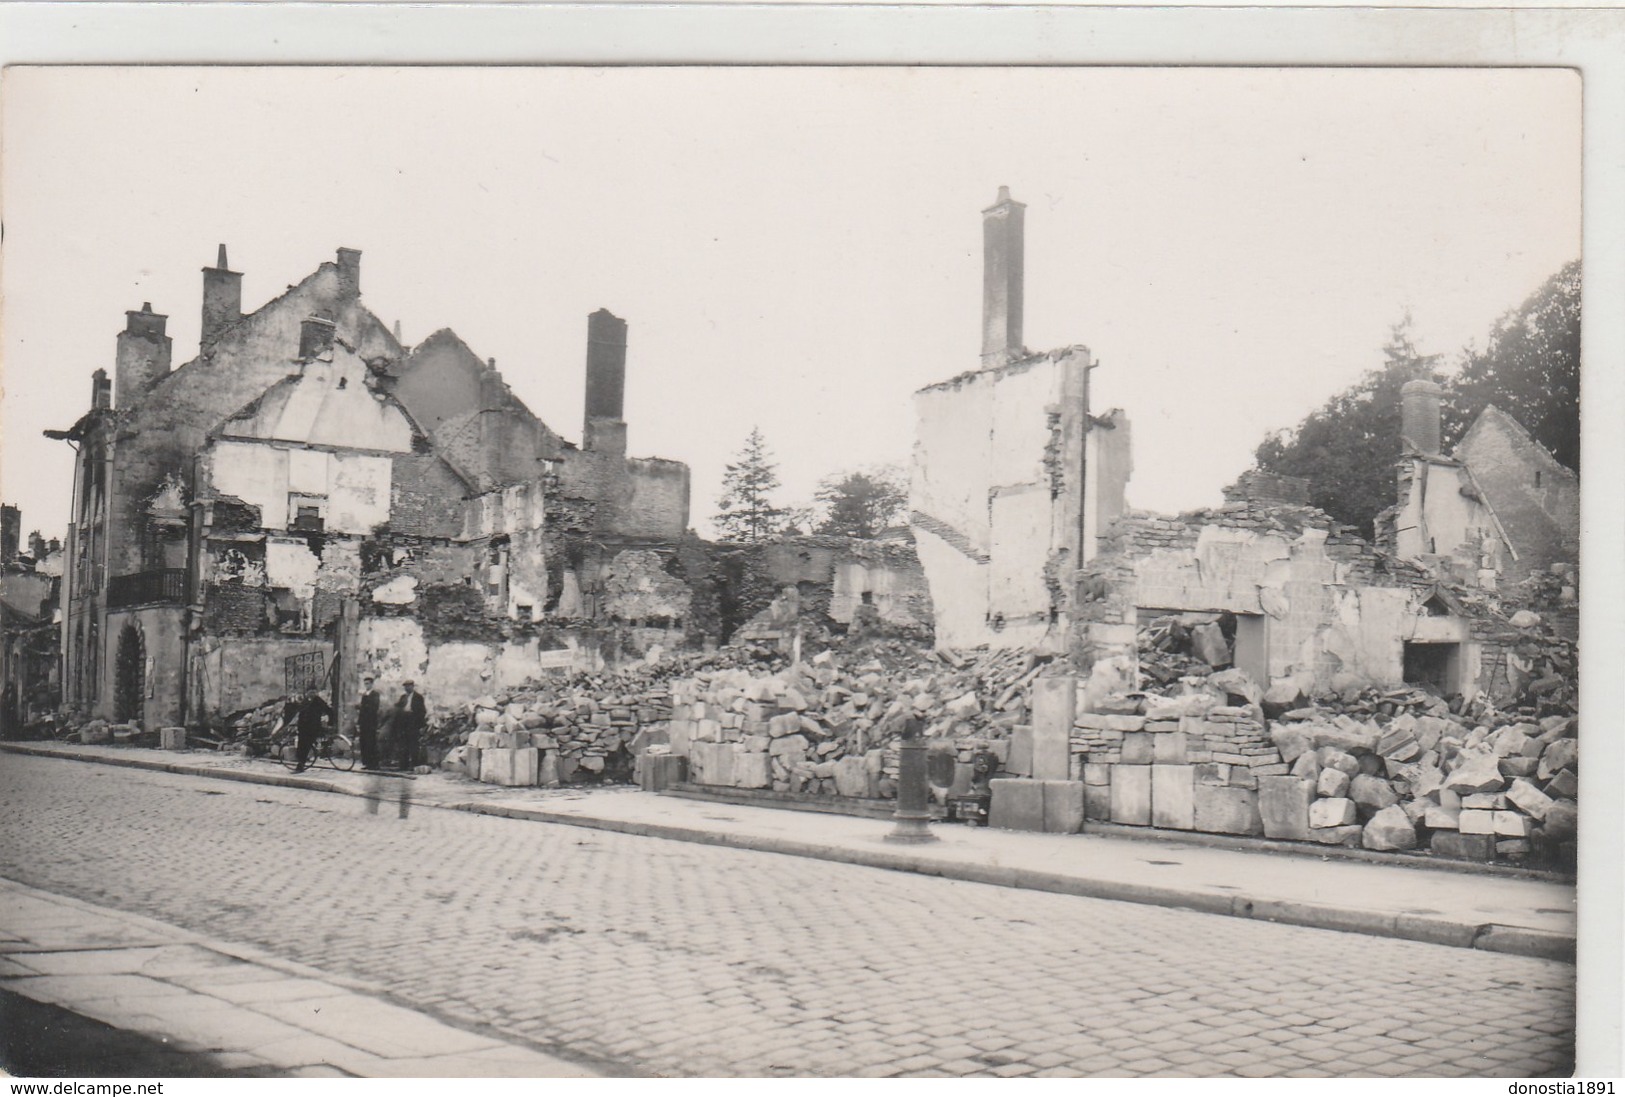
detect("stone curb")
[2,741,347,795]
[2,743,1575,963]
[446,802,1576,963]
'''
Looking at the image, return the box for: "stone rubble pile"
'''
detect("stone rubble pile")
[1137,613,1234,686]
[1067,611,1579,867]
[1070,674,1285,832]
[671,644,1050,798]
[1266,693,1578,866]
[436,643,790,785]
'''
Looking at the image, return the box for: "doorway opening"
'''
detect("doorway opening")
[114,622,145,725]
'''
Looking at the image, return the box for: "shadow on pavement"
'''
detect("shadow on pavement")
[0,989,287,1078]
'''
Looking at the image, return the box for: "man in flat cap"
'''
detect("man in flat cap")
[391,680,427,770]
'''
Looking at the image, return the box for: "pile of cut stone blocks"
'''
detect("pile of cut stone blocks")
[986,677,1089,834]
[1071,703,1278,836]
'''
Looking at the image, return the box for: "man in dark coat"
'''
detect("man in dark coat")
[357,674,382,770]
[392,680,427,770]
[293,688,334,773]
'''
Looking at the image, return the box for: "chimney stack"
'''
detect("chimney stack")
[201,244,243,351]
[1401,379,1444,457]
[93,368,113,411]
[336,248,362,297]
[299,314,337,360]
[583,308,628,455]
[114,304,171,409]
[1,506,19,562]
[981,186,1026,368]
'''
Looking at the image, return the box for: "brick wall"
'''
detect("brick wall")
[202,584,273,635]
[389,455,468,538]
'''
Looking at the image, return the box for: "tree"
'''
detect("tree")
[1253,313,1442,537]
[813,465,909,538]
[714,427,787,542]
[1250,263,1581,537]
[1447,260,1580,471]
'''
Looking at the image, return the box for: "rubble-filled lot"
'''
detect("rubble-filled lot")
[1075,610,1577,869]
[57,598,1574,871]
[437,637,1057,798]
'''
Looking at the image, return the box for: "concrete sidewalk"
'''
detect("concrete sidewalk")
[2,741,1576,961]
[0,877,600,1078]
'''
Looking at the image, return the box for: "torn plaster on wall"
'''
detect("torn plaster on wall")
[314,540,361,593]
[211,547,267,586]
[266,537,321,602]
[371,574,419,605]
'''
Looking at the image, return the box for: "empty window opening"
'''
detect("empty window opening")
[1403,641,1461,696]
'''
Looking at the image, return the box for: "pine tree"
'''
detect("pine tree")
[714,427,787,542]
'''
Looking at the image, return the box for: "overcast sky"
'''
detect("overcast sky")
[1,66,1580,542]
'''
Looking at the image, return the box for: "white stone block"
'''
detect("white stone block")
[1308,798,1357,828]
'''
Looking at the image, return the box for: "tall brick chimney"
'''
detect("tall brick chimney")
[336,247,362,298]
[115,303,172,409]
[583,308,628,455]
[92,368,113,411]
[981,186,1026,368]
[1401,379,1443,457]
[1,505,19,563]
[201,244,242,351]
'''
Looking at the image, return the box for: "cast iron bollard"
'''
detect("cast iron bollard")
[885,716,938,844]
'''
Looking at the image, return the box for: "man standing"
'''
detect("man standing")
[293,687,333,773]
[392,680,427,770]
[357,674,382,770]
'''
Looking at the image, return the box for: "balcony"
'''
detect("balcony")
[107,569,187,609]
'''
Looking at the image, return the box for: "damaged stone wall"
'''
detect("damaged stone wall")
[910,349,1092,651]
[357,615,634,714]
[554,449,690,542]
[1451,406,1580,586]
[1387,455,1504,587]
[1072,500,1497,702]
[108,257,400,581]
[710,535,933,646]
[196,635,335,722]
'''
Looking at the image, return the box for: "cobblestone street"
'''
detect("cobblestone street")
[0,754,1575,1077]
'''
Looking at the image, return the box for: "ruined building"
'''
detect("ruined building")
[1379,379,1579,600]
[909,189,1577,710]
[1067,390,1577,711]
[48,247,693,730]
[48,245,937,733]
[909,187,1132,651]
[1,511,63,732]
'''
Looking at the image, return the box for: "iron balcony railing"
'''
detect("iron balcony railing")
[107,568,187,609]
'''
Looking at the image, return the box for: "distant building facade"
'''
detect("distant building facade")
[1,516,63,732]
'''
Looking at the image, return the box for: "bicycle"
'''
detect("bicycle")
[267,721,357,772]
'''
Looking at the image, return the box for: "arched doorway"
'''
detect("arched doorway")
[114,623,145,726]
